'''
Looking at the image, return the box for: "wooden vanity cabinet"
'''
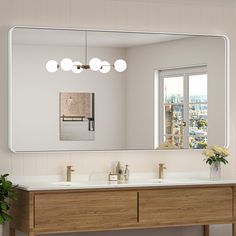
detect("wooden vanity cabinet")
[34,191,137,232]
[10,189,138,235]
[139,187,233,227]
[9,186,236,236]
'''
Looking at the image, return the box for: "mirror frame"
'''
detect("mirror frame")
[8,26,230,152]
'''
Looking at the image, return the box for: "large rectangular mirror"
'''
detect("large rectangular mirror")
[8,27,229,152]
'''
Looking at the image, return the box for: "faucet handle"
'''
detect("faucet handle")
[67,165,75,172]
[159,163,167,169]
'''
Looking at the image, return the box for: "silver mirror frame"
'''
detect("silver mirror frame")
[8,26,230,152]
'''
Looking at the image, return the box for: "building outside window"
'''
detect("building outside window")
[157,66,207,149]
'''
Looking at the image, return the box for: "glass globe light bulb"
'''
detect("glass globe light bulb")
[60,58,73,71]
[46,60,58,73]
[99,61,111,74]
[72,61,83,74]
[89,57,102,71]
[114,59,127,72]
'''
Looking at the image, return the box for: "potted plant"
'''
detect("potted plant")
[0,174,16,236]
[202,145,229,180]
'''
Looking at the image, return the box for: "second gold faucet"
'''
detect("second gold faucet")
[66,166,75,182]
[158,163,166,179]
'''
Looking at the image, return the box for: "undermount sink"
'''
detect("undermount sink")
[145,178,165,183]
[48,177,212,188]
[144,178,210,184]
[52,181,82,186]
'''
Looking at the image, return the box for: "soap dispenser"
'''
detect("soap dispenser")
[116,161,121,174]
[124,164,129,182]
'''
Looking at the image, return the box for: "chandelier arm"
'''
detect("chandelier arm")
[85,31,88,65]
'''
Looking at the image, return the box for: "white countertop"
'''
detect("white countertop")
[10,172,236,191]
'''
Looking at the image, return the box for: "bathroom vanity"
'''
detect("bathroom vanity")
[9,180,236,236]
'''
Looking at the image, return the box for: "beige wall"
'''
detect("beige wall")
[1,0,236,235]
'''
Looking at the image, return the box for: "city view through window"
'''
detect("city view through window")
[161,73,207,149]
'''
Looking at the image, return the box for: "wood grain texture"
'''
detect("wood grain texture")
[9,227,15,236]
[10,186,236,235]
[234,187,236,217]
[9,189,34,233]
[28,232,35,236]
[233,187,236,236]
[139,187,233,226]
[203,225,210,236]
[233,223,236,236]
[34,191,137,232]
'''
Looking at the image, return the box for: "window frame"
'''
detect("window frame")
[156,65,208,149]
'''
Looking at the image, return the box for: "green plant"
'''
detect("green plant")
[0,174,16,224]
[202,145,229,165]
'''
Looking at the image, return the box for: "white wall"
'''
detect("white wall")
[126,36,225,148]
[1,0,236,236]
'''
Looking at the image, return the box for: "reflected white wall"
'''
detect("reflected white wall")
[126,36,225,149]
[12,44,126,151]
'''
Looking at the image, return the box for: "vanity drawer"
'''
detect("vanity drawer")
[139,187,233,226]
[34,191,137,232]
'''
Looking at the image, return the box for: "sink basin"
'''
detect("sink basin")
[50,178,211,188]
[144,179,208,184]
[146,178,166,183]
[52,181,82,187]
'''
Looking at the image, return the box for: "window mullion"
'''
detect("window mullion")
[183,73,189,149]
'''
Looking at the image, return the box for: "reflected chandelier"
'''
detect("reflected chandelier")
[45,31,127,74]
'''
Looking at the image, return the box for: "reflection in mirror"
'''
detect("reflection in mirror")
[60,92,95,141]
[158,66,208,149]
[8,27,228,152]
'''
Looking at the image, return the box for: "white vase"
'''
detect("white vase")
[210,161,221,180]
[0,224,3,236]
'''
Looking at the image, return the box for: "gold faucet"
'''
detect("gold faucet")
[66,166,75,182]
[158,163,166,179]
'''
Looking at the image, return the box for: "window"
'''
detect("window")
[157,66,207,149]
